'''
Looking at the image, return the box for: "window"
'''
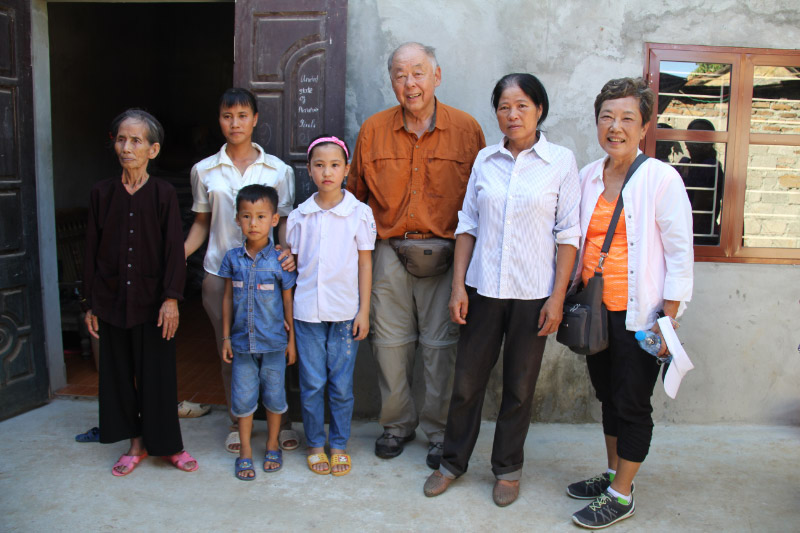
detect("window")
[645,44,800,263]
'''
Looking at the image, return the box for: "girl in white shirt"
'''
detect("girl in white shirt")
[286,135,376,476]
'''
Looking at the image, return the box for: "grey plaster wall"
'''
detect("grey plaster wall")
[346,0,800,425]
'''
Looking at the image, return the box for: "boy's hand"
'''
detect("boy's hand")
[222,340,233,363]
[275,245,296,272]
[353,309,369,341]
[285,341,297,366]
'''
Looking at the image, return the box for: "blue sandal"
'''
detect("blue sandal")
[264,449,282,472]
[75,427,100,443]
[235,457,255,481]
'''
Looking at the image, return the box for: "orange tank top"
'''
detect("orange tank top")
[581,194,628,311]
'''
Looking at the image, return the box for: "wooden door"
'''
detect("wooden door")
[234,0,348,206]
[0,0,49,420]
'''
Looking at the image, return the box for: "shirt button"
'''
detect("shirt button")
[128,247,133,252]
[128,264,132,268]
[415,145,419,149]
[414,168,418,172]
[506,220,511,225]
[127,281,131,285]
[129,212,134,217]
[410,213,415,218]
[504,246,508,250]
[412,190,417,194]
[130,229,134,233]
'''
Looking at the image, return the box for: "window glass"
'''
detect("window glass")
[743,144,800,248]
[750,66,800,135]
[658,61,730,132]
[658,140,725,246]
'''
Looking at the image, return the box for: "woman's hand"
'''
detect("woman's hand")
[157,298,179,340]
[649,322,669,358]
[537,295,564,336]
[84,310,100,339]
[353,309,370,341]
[449,283,469,325]
[275,246,296,272]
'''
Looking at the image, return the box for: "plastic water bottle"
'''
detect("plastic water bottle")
[635,330,661,356]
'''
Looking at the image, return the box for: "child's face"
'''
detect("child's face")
[219,104,258,146]
[307,144,350,194]
[235,199,279,244]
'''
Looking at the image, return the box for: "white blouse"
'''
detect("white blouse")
[191,143,295,275]
[455,134,581,300]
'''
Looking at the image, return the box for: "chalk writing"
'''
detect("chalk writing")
[300,74,319,83]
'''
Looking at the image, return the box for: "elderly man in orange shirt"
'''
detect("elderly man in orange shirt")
[348,42,485,469]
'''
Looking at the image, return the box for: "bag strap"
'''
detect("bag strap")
[597,152,649,273]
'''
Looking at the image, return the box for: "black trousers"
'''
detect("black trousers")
[440,290,547,479]
[586,310,661,463]
[98,318,183,456]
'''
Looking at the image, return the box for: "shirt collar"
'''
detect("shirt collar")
[297,189,360,217]
[395,98,440,133]
[488,132,553,163]
[238,238,276,260]
[211,143,276,170]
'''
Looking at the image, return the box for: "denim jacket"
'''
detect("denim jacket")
[218,241,297,353]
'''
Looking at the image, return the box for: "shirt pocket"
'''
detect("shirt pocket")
[367,151,410,200]
[254,270,281,302]
[422,149,472,199]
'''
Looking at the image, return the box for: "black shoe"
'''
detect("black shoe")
[572,491,635,529]
[426,442,443,469]
[374,431,416,459]
[567,472,611,500]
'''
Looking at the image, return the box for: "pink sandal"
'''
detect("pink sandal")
[112,452,148,477]
[166,450,199,472]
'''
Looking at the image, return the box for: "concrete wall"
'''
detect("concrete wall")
[346,0,800,425]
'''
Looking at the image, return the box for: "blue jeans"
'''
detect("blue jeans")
[230,350,288,417]
[295,320,359,449]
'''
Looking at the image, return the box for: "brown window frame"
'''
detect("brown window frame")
[644,43,800,264]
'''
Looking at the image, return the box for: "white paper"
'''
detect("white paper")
[657,316,694,399]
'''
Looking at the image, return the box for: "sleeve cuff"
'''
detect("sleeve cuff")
[663,276,693,302]
[192,202,211,213]
[455,211,478,237]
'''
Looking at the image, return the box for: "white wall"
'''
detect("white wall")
[345,0,800,424]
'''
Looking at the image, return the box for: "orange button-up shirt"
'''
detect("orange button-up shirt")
[347,100,485,240]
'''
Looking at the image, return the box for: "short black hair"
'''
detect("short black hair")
[219,88,258,115]
[236,184,278,214]
[110,109,164,146]
[307,133,349,163]
[491,73,549,127]
[594,77,655,125]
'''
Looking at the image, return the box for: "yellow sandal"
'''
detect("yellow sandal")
[331,453,351,477]
[307,453,331,475]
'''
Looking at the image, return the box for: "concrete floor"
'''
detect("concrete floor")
[1,398,799,532]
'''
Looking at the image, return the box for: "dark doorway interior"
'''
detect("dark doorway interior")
[49,2,232,404]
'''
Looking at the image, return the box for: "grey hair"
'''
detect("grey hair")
[387,42,438,72]
[110,109,164,146]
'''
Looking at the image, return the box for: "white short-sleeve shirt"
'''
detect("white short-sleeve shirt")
[286,190,377,323]
[191,142,295,274]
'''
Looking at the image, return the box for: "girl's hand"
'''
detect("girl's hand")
[353,310,369,341]
[275,246,296,272]
[84,309,100,339]
[157,298,180,340]
[286,340,297,366]
[449,284,469,325]
[222,339,233,363]
[537,295,564,336]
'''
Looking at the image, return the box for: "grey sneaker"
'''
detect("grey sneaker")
[567,473,634,500]
[572,491,635,529]
[426,442,443,470]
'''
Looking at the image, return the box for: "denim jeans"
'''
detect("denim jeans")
[295,320,359,449]
[230,350,288,417]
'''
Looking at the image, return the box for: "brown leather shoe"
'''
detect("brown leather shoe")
[492,480,520,507]
[423,471,453,497]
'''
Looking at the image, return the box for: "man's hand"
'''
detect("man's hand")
[157,298,179,340]
[84,309,100,339]
[537,295,564,336]
[449,284,469,325]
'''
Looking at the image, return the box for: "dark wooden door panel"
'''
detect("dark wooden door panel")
[0,0,49,420]
[234,0,348,206]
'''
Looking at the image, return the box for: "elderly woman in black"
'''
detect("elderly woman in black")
[83,109,197,476]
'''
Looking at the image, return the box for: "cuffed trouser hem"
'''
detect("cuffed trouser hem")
[494,466,523,481]
[439,458,463,478]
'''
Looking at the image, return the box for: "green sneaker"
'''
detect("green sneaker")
[572,491,635,529]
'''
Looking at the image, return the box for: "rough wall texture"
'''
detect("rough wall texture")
[346,0,800,425]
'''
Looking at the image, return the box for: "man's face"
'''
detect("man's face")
[389,46,441,116]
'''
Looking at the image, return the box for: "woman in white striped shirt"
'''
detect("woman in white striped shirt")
[424,73,581,507]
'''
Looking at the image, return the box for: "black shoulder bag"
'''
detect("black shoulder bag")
[556,153,648,355]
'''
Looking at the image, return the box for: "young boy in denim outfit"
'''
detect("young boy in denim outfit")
[219,184,297,480]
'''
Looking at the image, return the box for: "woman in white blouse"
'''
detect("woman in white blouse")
[567,78,693,530]
[423,73,580,507]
